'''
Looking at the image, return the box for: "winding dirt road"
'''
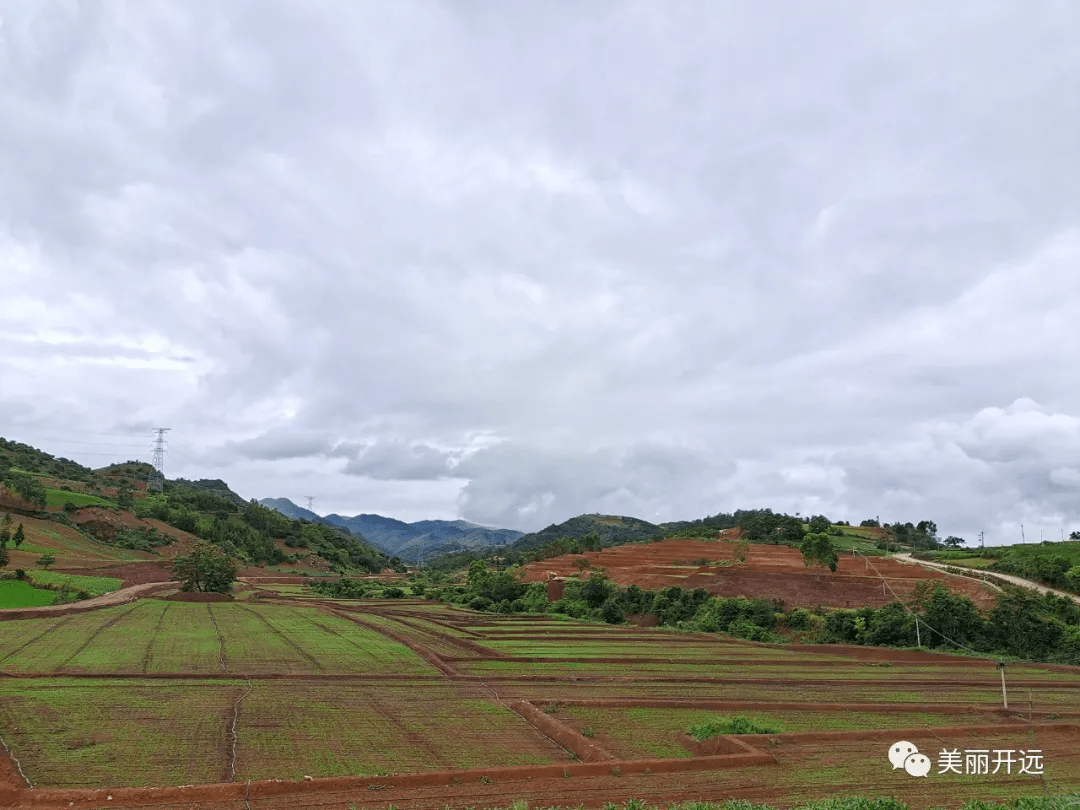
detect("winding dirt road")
[892,553,1080,604]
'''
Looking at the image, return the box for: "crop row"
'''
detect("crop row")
[0,601,436,675]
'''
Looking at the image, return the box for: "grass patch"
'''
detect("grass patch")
[44,489,116,509]
[27,571,122,596]
[688,715,783,739]
[0,579,56,607]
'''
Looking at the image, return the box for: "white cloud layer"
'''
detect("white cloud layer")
[2,1,1079,543]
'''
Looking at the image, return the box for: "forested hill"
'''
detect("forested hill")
[510,514,665,552]
[0,437,405,575]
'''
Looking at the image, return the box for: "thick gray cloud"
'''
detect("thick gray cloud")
[2,1,1079,543]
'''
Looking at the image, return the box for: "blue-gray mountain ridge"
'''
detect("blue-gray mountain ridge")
[258,497,523,563]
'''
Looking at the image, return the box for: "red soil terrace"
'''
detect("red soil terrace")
[520,536,998,609]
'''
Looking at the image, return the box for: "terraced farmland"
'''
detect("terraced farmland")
[1,592,1079,810]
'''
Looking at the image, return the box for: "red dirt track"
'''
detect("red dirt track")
[520,538,999,608]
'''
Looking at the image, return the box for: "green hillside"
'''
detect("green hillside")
[0,436,405,577]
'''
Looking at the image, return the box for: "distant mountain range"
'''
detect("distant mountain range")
[258,497,524,562]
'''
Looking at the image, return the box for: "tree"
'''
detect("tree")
[172,542,237,593]
[1070,531,1080,541]
[117,485,134,509]
[466,559,492,595]
[36,553,56,570]
[12,523,24,549]
[0,539,8,569]
[943,536,965,548]
[859,518,880,528]
[800,532,838,573]
[808,515,831,534]
[916,520,938,540]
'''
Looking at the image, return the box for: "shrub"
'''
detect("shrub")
[727,619,773,642]
[688,715,782,739]
[468,595,493,611]
[786,608,812,631]
[383,587,405,598]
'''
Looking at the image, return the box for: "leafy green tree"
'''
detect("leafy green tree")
[172,541,238,593]
[800,532,838,572]
[12,523,24,549]
[943,536,965,548]
[808,515,831,533]
[116,485,134,509]
[581,572,615,609]
[1071,531,1080,541]
[0,539,8,569]
[467,559,492,595]
[36,553,56,570]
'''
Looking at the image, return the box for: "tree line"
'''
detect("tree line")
[398,564,1080,665]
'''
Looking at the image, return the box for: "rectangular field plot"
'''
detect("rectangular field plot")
[208,604,437,674]
[543,705,1020,761]
[0,678,235,787]
[504,681,1080,712]
[0,601,437,675]
[236,682,566,780]
[0,604,151,672]
[479,638,858,661]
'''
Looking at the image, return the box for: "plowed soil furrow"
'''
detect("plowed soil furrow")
[236,605,322,670]
[0,614,75,664]
[139,603,170,673]
[58,604,142,669]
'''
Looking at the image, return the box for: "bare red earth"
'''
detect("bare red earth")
[521,539,998,609]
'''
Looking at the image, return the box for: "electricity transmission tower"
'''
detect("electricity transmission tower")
[305,496,315,512]
[147,428,170,493]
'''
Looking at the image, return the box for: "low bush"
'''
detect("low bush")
[688,715,782,739]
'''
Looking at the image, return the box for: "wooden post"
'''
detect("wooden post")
[999,663,1008,709]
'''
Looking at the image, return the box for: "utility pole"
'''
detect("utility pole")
[979,531,985,549]
[147,428,170,493]
[305,496,315,513]
[1021,524,1025,544]
[997,661,1009,709]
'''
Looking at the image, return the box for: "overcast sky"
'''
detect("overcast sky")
[2,2,1079,544]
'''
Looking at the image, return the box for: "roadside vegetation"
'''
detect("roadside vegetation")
[923,542,1080,595]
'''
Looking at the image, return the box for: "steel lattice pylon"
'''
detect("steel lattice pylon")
[147,428,170,493]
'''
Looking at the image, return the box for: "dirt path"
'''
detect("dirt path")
[892,554,1080,604]
[0,580,178,620]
